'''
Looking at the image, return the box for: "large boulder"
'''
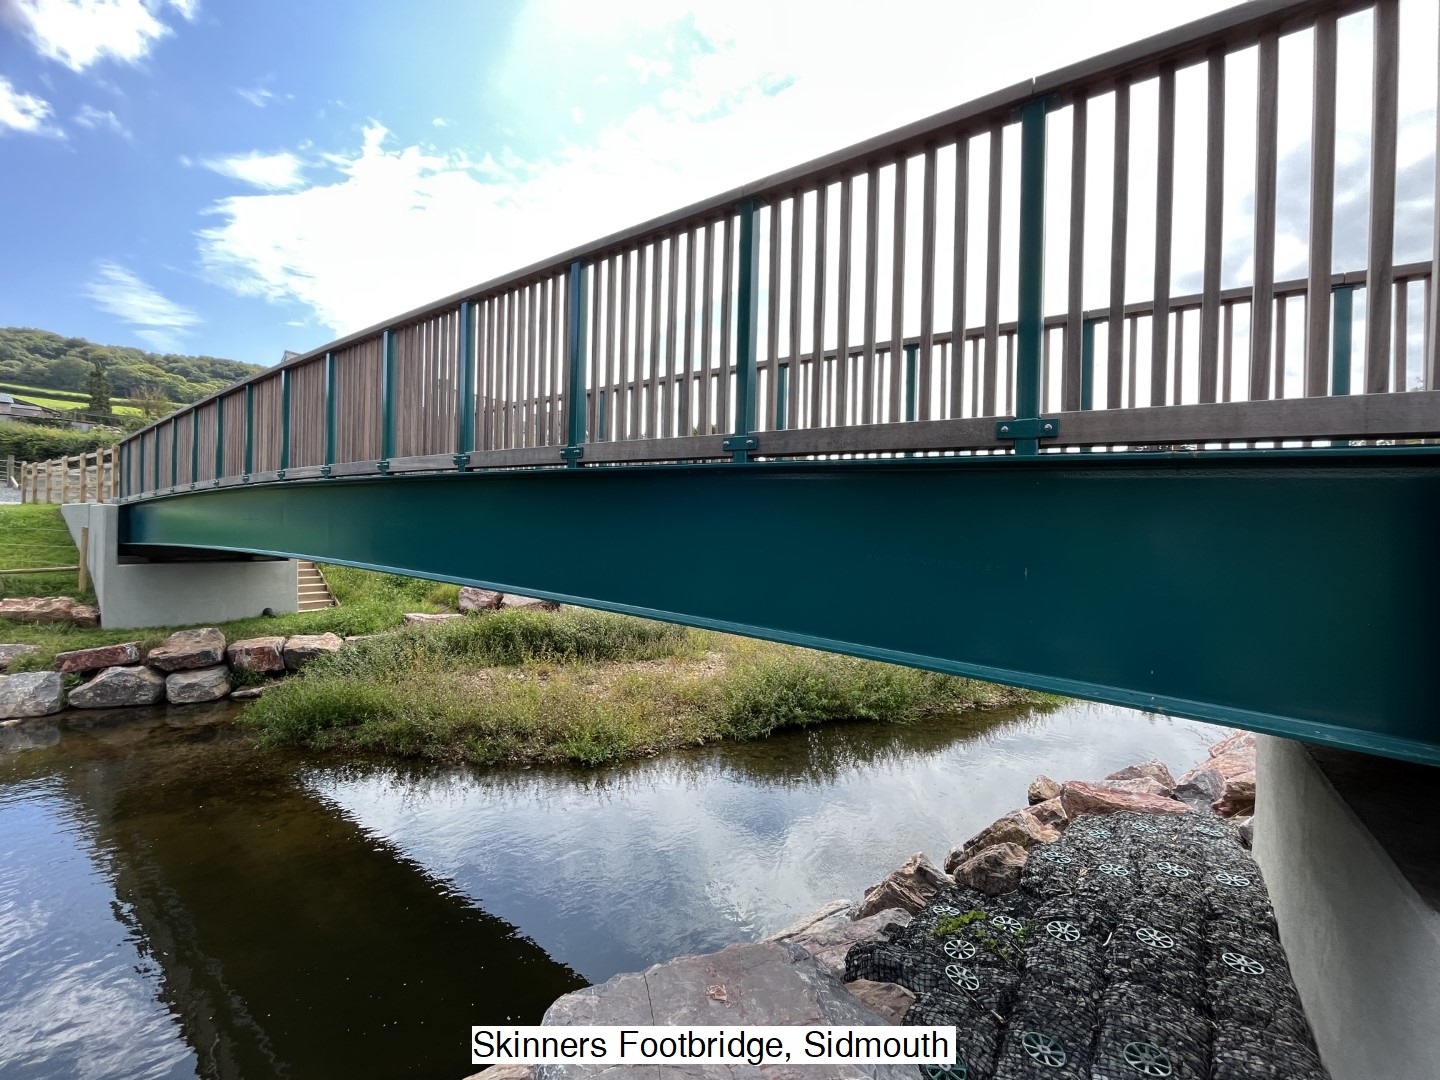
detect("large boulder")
[502,594,561,612]
[764,902,911,981]
[1105,760,1176,790]
[538,941,913,1080]
[283,633,343,671]
[951,842,1028,896]
[1214,770,1256,818]
[54,641,141,674]
[1059,780,1191,818]
[1173,766,1225,811]
[227,636,286,673]
[1027,774,1062,804]
[945,809,1059,873]
[147,628,226,672]
[0,596,99,627]
[69,665,165,708]
[0,644,40,672]
[1209,730,1257,760]
[165,666,231,705]
[458,587,503,613]
[1028,796,1069,830]
[1089,776,1173,799]
[0,671,65,718]
[854,852,950,918]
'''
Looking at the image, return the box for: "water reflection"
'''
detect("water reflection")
[0,698,1223,1080]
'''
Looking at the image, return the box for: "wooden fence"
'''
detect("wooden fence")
[21,448,118,505]
[116,0,1440,499]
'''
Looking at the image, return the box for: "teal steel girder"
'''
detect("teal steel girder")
[119,450,1440,764]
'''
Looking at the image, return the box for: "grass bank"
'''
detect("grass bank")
[241,608,1050,767]
[0,504,94,603]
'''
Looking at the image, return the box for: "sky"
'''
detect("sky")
[0,0,1435,378]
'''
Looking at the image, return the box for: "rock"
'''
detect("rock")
[502,594,561,612]
[1173,766,1225,811]
[165,666,231,705]
[68,665,165,708]
[1059,779,1191,818]
[402,612,464,625]
[230,685,269,700]
[0,671,65,718]
[458,587,504,613]
[1207,747,1257,780]
[855,852,951,918]
[845,980,916,1024]
[1232,814,1254,848]
[1105,759,1176,789]
[53,641,141,673]
[1214,769,1256,818]
[147,628,226,672]
[1028,796,1069,830]
[1027,774,1062,804]
[1209,730,1256,759]
[538,941,913,1080]
[945,809,1059,873]
[951,842,1028,896]
[0,644,40,672]
[226,636,286,673]
[0,596,99,627]
[1089,776,1173,799]
[283,633,343,671]
[763,900,852,941]
[766,904,912,981]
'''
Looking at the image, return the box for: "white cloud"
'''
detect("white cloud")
[201,150,306,191]
[431,117,451,128]
[0,75,63,137]
[85,261,200,351]
[236,85,275,108]
[73,103,130,138]
[12,0,197,73]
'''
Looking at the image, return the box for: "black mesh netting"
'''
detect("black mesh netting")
[846,809,1331,1080]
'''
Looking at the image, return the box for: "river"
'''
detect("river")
[0,698,1222,1080]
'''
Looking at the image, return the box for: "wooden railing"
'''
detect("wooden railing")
[117,0,1440,500]
[22,448,118,505]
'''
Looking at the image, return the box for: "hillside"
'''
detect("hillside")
[0,327,263,405]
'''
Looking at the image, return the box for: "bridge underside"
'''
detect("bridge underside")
[120,449,1440,765]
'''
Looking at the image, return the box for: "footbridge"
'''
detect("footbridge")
[112,0,1440,763]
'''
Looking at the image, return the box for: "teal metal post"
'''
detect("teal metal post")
[1081,319,1096,411]
[169,418,178,489]
[776,364,789,430]
[215,397,225,482]
[563,260,589,464]
[1011,98,1048,456]
[190,409,199,489]
[381,330,397,465]
[1332,285,1354,396]
[279,368,292,474]
[151,430,159,493]
[324,351,337,469]
[598,392,607,441]
[136,438,145,497]
[457,301,476,457]
[243,384,254,477]
[729,199,762,462]
[905,344,918,421]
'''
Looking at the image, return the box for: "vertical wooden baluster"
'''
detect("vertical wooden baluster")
[889,154,907,424]
[788,191,804,430]
[1252,33,1279,400]
[811,187,828,429]
[984,123,1004,416]
[1109,81,1130,411]
[1152,65,1175,408]
[1200,51,1225,404]
[1307,13,1338,398]
[918,146,937,422]
[952,137,970,419]
[863,164,880,426]
[836,177,853,426]
[701,226,715,435]
[1367,0,1399,393]
[1064,97,1087,412]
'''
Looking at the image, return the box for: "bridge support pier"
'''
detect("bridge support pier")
[60,503,298,629]
[1254,735,1440,1080]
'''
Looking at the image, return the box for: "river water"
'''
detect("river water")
[0,698,1223,1080]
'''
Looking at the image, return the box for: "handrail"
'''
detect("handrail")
[116,0,1439,501]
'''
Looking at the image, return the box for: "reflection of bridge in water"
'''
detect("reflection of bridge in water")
[114,0,1440,764]
[2,714,581,1080]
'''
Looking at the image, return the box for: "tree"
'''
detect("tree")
[131,383,173,419]
[86,360,112,414]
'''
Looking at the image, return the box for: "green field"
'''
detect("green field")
[0,382,144,416]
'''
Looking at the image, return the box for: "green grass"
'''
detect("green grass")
[0,504,92,603]
[0,382,144,416]
[241,613,1050,767]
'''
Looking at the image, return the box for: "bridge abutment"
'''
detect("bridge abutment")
[1254,735,1440,1080]
[60,503,298,629]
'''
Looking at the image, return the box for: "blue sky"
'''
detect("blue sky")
[1,0,1434,372]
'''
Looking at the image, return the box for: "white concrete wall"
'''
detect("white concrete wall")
[60,503,297,629]
[1254,735,1440,1080]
